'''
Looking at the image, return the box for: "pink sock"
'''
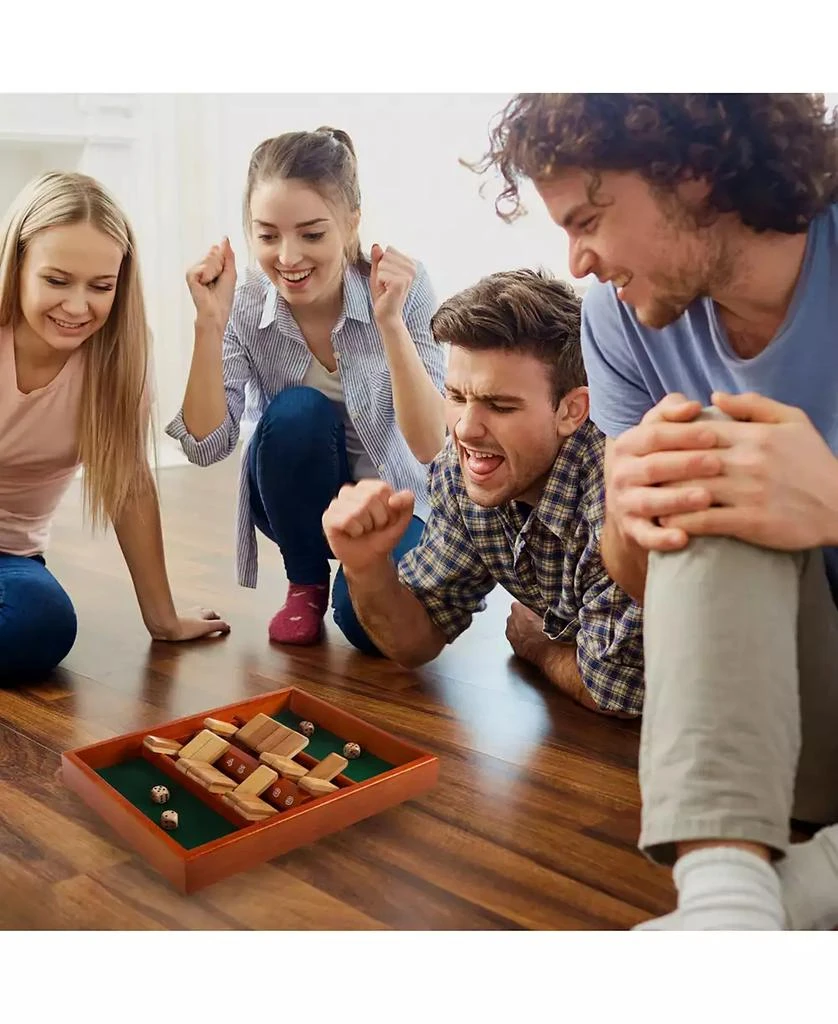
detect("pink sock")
[268,583,329,646]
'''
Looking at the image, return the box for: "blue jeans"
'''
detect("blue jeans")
[0,553,78,685]
[248,387,425,656]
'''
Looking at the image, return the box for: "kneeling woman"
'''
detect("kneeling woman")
[0,172,229,685]
[168,127,445,649]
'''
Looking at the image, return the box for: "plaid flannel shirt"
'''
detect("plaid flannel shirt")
[397,419,645,715]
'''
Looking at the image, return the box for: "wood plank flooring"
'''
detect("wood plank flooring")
[0,452,675,928]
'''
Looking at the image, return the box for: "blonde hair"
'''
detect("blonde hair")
[0,171,152,528]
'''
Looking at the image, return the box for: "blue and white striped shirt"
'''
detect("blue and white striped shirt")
[166,260,444,588]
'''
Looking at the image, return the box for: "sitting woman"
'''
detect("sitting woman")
[167,126,445,649]
[0,171,229,685]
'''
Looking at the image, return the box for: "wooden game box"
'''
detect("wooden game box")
[61,686,439,894]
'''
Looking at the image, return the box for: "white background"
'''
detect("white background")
[1,91,836,463]
[0,92,572,462]
[1,0,836,1005]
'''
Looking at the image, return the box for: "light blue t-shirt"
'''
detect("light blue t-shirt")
[581,202,838,452]
[580,201,838,597]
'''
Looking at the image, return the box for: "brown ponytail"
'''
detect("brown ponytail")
[243,127,369,271]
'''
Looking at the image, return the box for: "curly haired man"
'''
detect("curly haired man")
[475,93,838,930]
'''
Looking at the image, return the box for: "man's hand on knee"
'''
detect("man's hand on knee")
[609,394,724,552]
[659,392,838,550]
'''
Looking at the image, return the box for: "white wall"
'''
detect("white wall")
[140,92,576,457]
[0,95,226,465]
[2,92,837,463]
[0,93,566,461]
[203,93,568,306]
[135,87,838,427]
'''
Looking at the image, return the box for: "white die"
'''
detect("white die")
[160,810,179,830]
[150,785,170,804]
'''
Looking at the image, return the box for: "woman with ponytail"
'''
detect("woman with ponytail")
[169,127,445,650]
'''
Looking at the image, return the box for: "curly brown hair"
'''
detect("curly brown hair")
[431,268,586,407]
[471,93,838,233]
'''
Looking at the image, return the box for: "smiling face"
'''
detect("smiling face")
[445,346,586,507]
[249,178,356,310]
[16,221,123,356]
[535,168,726,329]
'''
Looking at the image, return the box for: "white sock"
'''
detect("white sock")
[776,824,838,930]
[633,911,680,930]
[637,847,785,931]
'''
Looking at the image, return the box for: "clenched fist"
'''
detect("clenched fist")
[322,480,415,574]
[370,244,416,326]
[186,236,237,327]
[505,601,546,662]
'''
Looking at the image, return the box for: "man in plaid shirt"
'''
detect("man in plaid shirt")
[323,269,644,717]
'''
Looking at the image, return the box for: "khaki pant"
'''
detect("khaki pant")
[640,536,838,865]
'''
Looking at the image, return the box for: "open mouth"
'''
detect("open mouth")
[278,268,314,284]
[48,315,92,331]
[606,273,632,302]
[461,445,505,480]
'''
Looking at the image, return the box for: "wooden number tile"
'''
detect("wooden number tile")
[298,776,339,797]
[203,717,239,738]
[143,735,183,756]
[263,776,303,811]
[259,752,308,781]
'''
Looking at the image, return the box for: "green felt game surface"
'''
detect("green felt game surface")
[96,759,238,850]
[274,710,395,782]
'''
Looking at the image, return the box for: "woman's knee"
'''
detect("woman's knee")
[45,582,78,658]
[251,389,344,479]
[259,388,339,444]
[0,568,77,682]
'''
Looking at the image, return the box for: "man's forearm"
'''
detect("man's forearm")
[523,639,633,718]
[601,513,649,605]
[519,638,601,711]
[344,558,446,667]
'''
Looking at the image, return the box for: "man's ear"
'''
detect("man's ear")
[675,173,713,206]
[556,386,590,437]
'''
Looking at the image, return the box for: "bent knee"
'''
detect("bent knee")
[262,387,336,430]
[648,534,798,579]
[0,603,77,683]
[255,388,342,460]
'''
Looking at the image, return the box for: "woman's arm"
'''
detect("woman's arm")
[181,317,230,441]
[112,469,230,641]
[371,247,446,464]
[167,238,250,466]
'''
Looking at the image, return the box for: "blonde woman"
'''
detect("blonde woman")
[169,127,445,649]
[0,171,229,685]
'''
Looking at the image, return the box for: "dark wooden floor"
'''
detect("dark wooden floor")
[0,450,675,929]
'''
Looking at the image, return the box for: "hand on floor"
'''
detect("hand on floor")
[150,607,231,642]
[505,601,546,662]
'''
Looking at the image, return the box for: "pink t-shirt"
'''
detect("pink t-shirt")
[0,324,85,556]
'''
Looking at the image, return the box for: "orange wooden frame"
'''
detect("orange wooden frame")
[61,687,439,893]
